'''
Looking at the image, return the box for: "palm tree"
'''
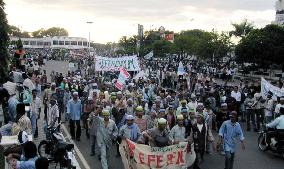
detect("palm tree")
[230,19,254,38]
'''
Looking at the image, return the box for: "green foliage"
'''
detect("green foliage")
[118,36,137,55]
[31,28,45,38]
[0,0,9,83]
[16,38,23,48]
[235,24,284,68]
[44,27,68,37]
[153,40,173,57]
[230,19,254,38]
[8,25,31,38]
[30,27,69,38]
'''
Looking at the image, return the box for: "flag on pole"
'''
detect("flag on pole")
[144,51,153,60]
[115,67,130,90]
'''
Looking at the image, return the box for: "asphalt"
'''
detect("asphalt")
[45,60,284,169]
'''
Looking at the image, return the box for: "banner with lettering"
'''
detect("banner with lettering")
[95,55,140,71]
[119,139,196,169]
[261,77,284,97]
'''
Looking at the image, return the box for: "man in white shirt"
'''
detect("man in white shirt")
[275,97,284,115]
[231,86,242,117]
[31,89,41,138]
[264,92,274,123]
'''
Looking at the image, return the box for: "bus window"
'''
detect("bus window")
[23,41,29,45]
[83,41,88,46]
[65,41,70,45]
[30,41,36,45]
[71,41,77,45]
[53,40,59,45]
[59,41,64,45]
[78,41,82,46]
[37,41,43,46]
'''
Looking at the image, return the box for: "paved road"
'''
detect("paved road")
[45,60,284,169]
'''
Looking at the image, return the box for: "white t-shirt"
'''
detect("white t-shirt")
[231,91,241,102]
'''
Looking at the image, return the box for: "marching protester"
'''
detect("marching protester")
[219,111,245,169]
[2,44,284,169]
[95,109,118,169]
[30,89,41,138]
[67,92,82,141]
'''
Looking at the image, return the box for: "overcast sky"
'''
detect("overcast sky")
[5,0,277,43]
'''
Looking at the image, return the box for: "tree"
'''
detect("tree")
[0,0,10,83]
[153,40,173,57]
[118,35,137,55]
[44,27,68,37]
[230,19,254,38]
[235,24,284,69]
[7,25,21,37]
[32,28,45,38]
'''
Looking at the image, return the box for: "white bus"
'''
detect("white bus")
[10,36,90,49]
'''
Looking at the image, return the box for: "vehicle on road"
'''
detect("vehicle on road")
[38,122,76,169]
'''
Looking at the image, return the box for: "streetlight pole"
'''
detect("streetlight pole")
[86,21,93,58]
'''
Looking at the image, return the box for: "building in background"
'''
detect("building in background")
[10,36,90,49]
[273,0,284,25]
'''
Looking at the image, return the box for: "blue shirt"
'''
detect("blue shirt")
[17,156,38,169]
[219,120,244,153]
[67,99,82,120]
[267,115,284,129]
[8,96,19,122]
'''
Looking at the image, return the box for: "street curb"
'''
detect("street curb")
[61,125,90,169]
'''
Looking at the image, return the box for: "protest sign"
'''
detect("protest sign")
[119,139,196,169]
[261,77,284,97]
[115,67,130,90]
[95,55,140,71]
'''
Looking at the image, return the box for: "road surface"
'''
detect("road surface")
[45,60,284,169]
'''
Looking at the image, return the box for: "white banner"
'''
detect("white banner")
[95,55,140,71]
[119,139,196,169]
[261,77,284,97]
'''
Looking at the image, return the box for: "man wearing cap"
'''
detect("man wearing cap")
[142,118,171,147]
[43,83,56,119]
[47,97,59,129]
[126,98,135,116]
[119,115,141,142]
[83,97,94,139]
[88,104,102,157]
[191,113,214,167]
[67,92,82,141]
[95,109,118,169]
[219,111,245,169]
[169,115,189,144]
[135,106,148,132]
[63,87,72,122]
[166,104,176,129]
[176,99,189,117]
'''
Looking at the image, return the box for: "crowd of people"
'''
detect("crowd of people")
[0,46,284,169]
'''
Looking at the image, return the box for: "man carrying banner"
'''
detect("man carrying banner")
[119,114,142,142]
[142,118,171,147]
[169,114,189,144]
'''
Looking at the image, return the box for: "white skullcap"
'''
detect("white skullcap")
[126,114,135,120]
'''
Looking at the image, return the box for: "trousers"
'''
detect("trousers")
[225,151,235,169]
[100,142,110,169]
[69,120,81,139]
